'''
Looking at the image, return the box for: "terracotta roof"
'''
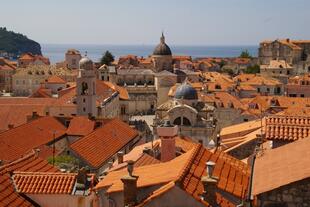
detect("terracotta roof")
[0,104,49,132]
[96,146,196,193]
[173,55,192,61]
[180,145,250,204]
[12,172,76,194]
[98,144,250,206]
[134,153,161,167]
[19,53,34,60]
[201,92,246,110]
[253,137,310,195]
[0,150,58,207]
[220,119,264,140]
[70,118,138,168]
[265,115,310,141]
[0,57,16,70]
[222,128,262,152]
[0,116,66,163]
[45,75,66,84]
[102,81,129,100]
[29,87,52,98]
[66,116,95,136]
[244,96,310,116]
[109,136,195,172]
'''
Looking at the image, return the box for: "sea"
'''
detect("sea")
[41,44,258,63]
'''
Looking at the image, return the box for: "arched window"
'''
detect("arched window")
[183,117,191,126]
[81,82,88,95]
[173,117,182,125]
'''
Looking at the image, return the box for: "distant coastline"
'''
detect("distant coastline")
[41,44,258,63]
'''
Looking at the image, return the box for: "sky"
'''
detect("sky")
[1,0,310,46]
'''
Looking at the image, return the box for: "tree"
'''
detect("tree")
[239,50,252,59]
[100,50,115,66]
[244,64,260,74]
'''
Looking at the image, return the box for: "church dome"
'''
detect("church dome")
[79,57,93,70]
[153,33,172,56]
[174,82,198,100]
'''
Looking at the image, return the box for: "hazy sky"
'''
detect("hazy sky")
[1,0,309,45]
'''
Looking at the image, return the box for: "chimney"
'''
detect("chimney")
[156,120,178,162]
[201,161,218,206]
[117,151,124,164]
[121,160,139,207]
[8,124,14,129]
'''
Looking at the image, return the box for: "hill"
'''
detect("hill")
[0,27,42,56]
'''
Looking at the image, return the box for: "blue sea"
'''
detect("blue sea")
[41,44,258,63]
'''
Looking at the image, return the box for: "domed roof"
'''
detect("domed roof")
[174,81,198,100]
[153,33,172,56]
[79,56,93,70]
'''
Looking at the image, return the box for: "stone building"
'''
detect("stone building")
[18,53,50,68]
[0,57,16,92]
[76,56,97,116]
[65,49,82,69]
[156,81,215,144]
[286,74,310,97]
[12,65,76,96]
[260,60,293,83]
[258,39,310,74]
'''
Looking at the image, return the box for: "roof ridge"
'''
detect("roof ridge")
[13,171,77,176]
[0,150,36,172]
[177,143,202,182]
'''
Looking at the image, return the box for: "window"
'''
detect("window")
[83,98,86,103]
[257,88,260,93]
[22,80,26,85]
[267,88,270,92]
[83,107,86,112]
[301,94,305,97]
[16,80,19,85]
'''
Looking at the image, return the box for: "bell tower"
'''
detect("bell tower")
[76,56,97,117]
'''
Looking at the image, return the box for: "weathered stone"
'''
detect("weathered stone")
[282,194,293,202]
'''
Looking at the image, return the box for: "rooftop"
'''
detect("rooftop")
[253,137,310,195]
[0,116,66,163]
[70,118,138,168]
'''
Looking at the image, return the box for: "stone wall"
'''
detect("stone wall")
[257,177,310,207]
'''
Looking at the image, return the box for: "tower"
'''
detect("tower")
[152,33,173,72]
[76,56,97,117]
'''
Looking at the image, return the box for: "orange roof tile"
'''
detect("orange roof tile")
[12,172,76,194]
[29,86,52,98]
[96,146,196,193]
[220,119,264,140]
[70,119,138,168]
[102,81,129,100]
[0,150,58,207]
[253,137,310,195]
[134,153,161,167]
[0,116,66,163]
[66,116,95,136]
[265,115,310,141]
[97,144,250,206]
[180,145,250,201]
